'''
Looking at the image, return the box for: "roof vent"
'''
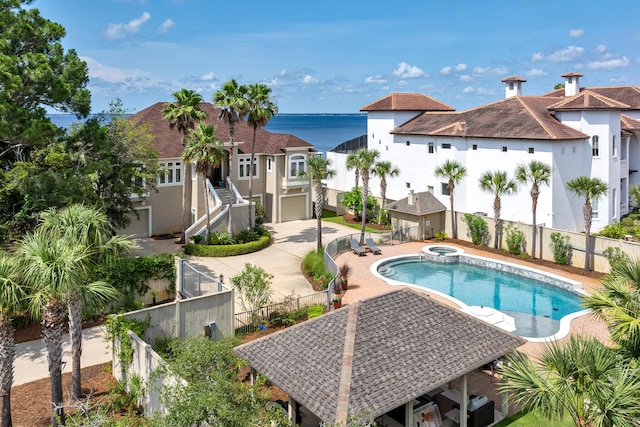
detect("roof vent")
[408,190,415,205]
[501,76,526,98]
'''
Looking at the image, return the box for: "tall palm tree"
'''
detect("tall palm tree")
[434,160,467,238]
[372,160,399,224]
[297,155,336,252]
[183,123,227,244]
[246,83,277,229]
[39,205,128,401]
[163,89,207,243]
[583,259,640,358]
[213,79,249,234]
[515,161,552,259]
[499,335,640,427]
[17,232,96,426]
[566,176,608,272]
[0,254,27,427]
[479,170,518,249]
[353,149,380,245]
[346,151,361,190]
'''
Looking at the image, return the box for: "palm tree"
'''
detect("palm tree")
[583,259,640,358]
[515,161,552,259]
[566,176,608,272]
[372,160,399,224]
[213,79,249,234]
[17,232,95,426]
[38,204,128,401]
[0,254,27,427]
[163,89,207,243]
[479,170,518,249]
[346,152,361,190]
[499,335,640,427]
[434,160,467,238]
[183,123,227,244]
[297,155,336,252]
[352,149,380,245]
[246,83,277,229]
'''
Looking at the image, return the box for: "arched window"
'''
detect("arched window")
[290,154,306,177]
[592,135,599,157]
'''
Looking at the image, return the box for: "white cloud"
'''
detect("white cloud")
[460,75,473,82]
[610,76,628,83]
[587,56,630,70]
[546,45,585,62]
[473,66,508,76]
[531,52,544,62]
[527,68,547,77]
[440,66,453,75]
[157,19,175,34]
[569,29,584,38]
[302,75,319,84]
[596,44,607,53]
[365,75,387,84]
[462,86,474,93]
[441,64,467,75]
[105,12,151,40]
[454,63,467,72]
[201,72,215,81]
[81,56,157,87]
[393,62,427,78]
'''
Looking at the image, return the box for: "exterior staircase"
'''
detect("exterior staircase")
[214,187,232,205]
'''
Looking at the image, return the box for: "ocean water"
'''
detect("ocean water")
[47,113,367,154]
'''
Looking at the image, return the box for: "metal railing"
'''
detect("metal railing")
[178,258,227,298]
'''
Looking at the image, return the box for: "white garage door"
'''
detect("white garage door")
[124,209,150,237]
[281,195,306,222]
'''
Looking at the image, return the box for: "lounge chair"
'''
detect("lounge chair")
[349,239,367,256]
[365,238,382,255]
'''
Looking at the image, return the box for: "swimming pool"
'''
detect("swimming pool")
[373,246,589,341]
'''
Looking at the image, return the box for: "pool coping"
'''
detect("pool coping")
[370,252,591,342]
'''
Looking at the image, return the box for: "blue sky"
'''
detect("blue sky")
[34,0,640,114]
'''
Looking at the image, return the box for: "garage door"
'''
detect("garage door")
[124,208,150,237]
[281,195,307,222]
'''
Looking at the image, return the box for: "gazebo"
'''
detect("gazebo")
[234,288,525,426]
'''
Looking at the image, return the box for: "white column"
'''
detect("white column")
[288,397,297,427]
[405,401,413,427]
[460,374,468,427]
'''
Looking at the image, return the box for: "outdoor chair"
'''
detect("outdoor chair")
[365,238,382,255]
[349,239,367,256]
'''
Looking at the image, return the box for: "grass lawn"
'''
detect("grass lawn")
[494,410,573,426]
[321,210,386,233]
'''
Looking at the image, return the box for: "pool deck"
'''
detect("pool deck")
[336,241,611,359]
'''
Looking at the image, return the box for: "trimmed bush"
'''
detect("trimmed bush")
[549,232,572,265]
[505,226,526,255]
[184,229,271,257]
[462,213,489,246]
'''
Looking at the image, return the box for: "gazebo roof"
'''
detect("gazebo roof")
[385,191,447,215]
[234,288,525,423]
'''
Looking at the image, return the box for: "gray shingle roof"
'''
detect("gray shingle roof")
[385,191,446,215]
[234,288,525,423]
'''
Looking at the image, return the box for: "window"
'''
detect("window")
[561,147,565,154]
[441,182,450,196]
[501,146,508,152]
[406,140,411,146]
[528,147,535,154]
[289,154,306,177]
[509,82,514,90]
[592,136,599,157]
[427,185,434,194]
[442,143,451,149]
[611,189,617,219]
[406,182,411,188]
[267,157,272,172]
[622,138,628,160]
[239,156,258,179]
[428,142,434,154]
[572,146,576,153]
[472,144,478,150]
[621,178,627,207]
[372,133,375,138]
[158,161,182,186]
[612,135,617,157]
[592,198,599,219]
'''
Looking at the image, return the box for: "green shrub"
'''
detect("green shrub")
[603,246,630,271]
[505,226,526,255]
[597,222,627,239]
[235,229,260,244]
[190,234,204,244]
[253,199,267,226]
[184,229,271,257]
[462,213,489,246]
[209,231,235,245]
[549,232,572,265]
[308,304,325,319]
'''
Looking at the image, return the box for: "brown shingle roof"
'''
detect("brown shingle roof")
[392,96,588,141]
[549,91,630,111]
[622,114,640,131]
[234,288,525,423]
[360,93,455,112]
[128,102,315,159]
[386,191,446,215]
[542,86,640,110]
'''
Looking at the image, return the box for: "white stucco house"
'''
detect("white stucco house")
[326,72,640,233]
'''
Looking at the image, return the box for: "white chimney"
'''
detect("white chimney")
[562,72,583,97]
[501,76,526,98]
[408,190,415,205]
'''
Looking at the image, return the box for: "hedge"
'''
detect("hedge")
[184,231,272,257]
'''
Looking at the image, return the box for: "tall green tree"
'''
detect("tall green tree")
[346,152,361,190]
[38,204,128,401]
[0,0,90,168]
[566,176,608,272]
[352,149,380,245]
[298,155,336,252]
[515,161,552,259]
[500,335,640,427]
[0,253,27,427]
[182,123,227,244]
[434,160,467,238]
[212,79,249,233]
[479,170,518,249]
[162,89,206,243]
[246,83,277,229]
[583,259,640,358]
[373,160,399,224]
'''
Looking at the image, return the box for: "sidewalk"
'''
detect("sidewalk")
[14,219,359,386]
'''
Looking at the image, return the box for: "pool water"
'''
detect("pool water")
[378,258,585,339]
